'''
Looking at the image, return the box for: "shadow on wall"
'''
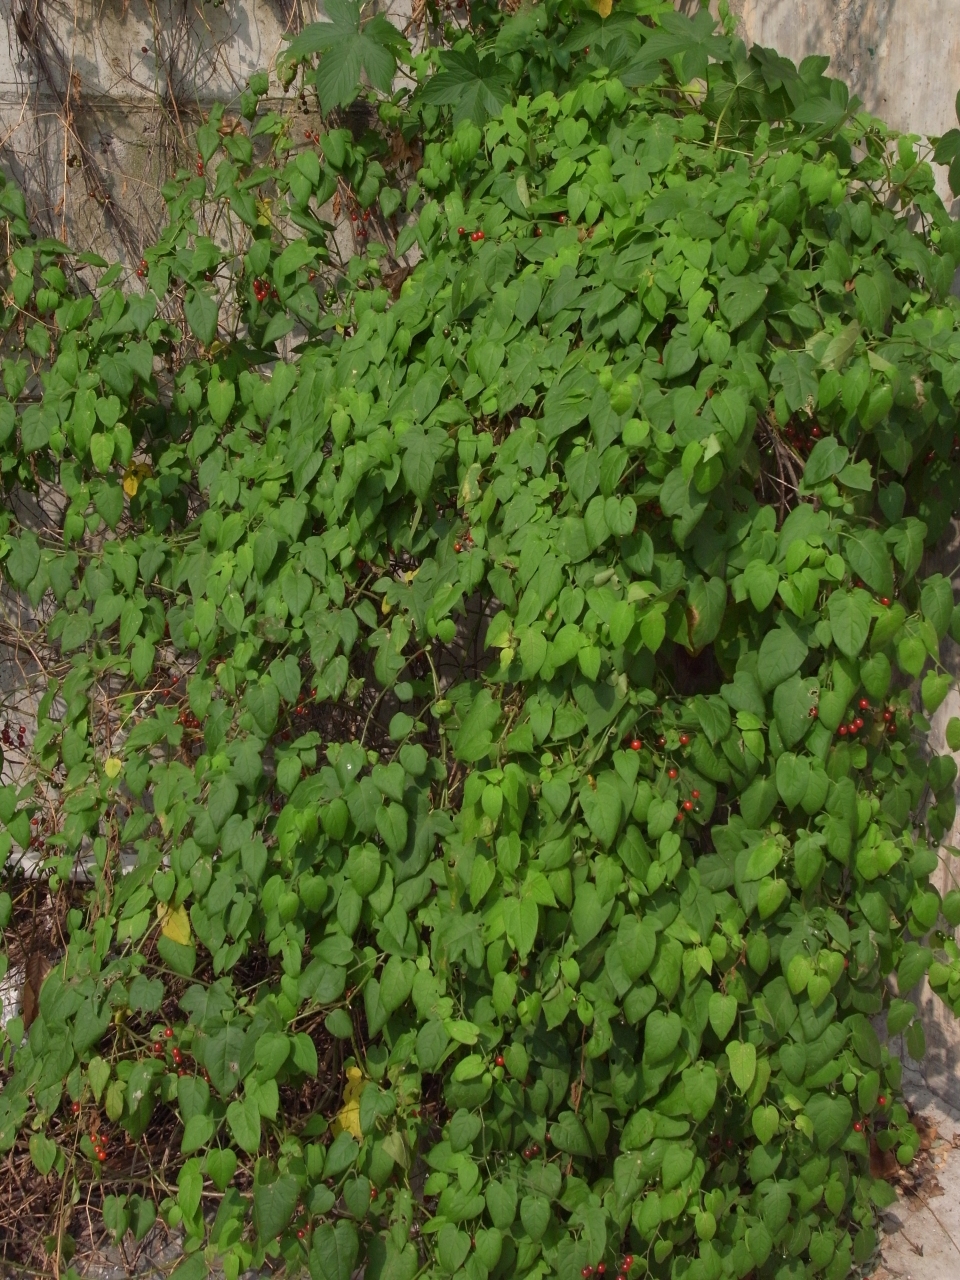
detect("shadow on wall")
[677,0,900,108]
[676,0,960,136]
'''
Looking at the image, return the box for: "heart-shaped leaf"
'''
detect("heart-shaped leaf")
[751,1104,779,1145]
[727,1040,757,1093]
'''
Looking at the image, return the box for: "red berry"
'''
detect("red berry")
[523,1148,532,1159]
[675,812,684,823]
[838,725,847,736]
[880,597,891,606]
[853,1121,863,1132]
[882,710,892,722]
[668,767,678,779]
[153,1041,163,1053]
[630,739,642,751]
[683,800,693,811]
[164,1027,173,1038]
[811,426,822,438]
[457,226,466,236]
[534,227,542,237]
[298,1228,306,1238]
[859,698,870,710]
[623,1259,634,1271]
[809,706,818,717]
[854,718,864,730]
[71,1101,80,1114]
[495,1055,505,1067]
[97,1150,107,1162]
[887,721,897,733]
[597,1268,606,1277]
[557,215,567,224]
[879,1095,887,1105]
[679,733,690,746]
[657,735,666,747]
[582,1270,593,1278]
[454,542,463,552]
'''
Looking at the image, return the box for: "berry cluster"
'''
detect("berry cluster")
[580,1253,633,1280]
[135,258,148,278]
[152,1026,207,1080]
[196,152,204,177]
[835,699,899,738]
[350,209,372,239]
[253,278,270,303]
[454,531,474,552]
[1,722,26,748]
[781,418,822,455]
[521,1141,541,1159]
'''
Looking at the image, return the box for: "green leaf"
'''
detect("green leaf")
[253,1170,299,1242]
[682,1062,717,1121]
[803,436,849,485]
[309,1221,360,1280]
[827,589,872,658]
[708,992,737,1040]
[184,286,219,347]
[643,1010,682,1063]
[751,1104,779,1144]
[775,752,810,810]
[772,674,817,747]
[805,1093,852,1150]
[757,626,808,691]
[718,275,766,328]
[207,378,236,426]
[347,843,380,898]
[419,49,512,127]
[922,671,951,713]
[29,1132,56,1175]
[571,882,610,945]
[727,1040,757,1093]
[6,533,40,588]
[226,1096,261,1154]
[401,425,446,500]
[845,529,894,598]
[206,1147,238,1192]
[743,560,778,611]
[485,1179,517,1229]
[289,1,409,112]
[579,772,622,847]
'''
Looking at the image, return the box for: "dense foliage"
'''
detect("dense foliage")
[5,2,960,1277]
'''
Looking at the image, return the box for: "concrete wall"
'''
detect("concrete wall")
[0,0,313,259]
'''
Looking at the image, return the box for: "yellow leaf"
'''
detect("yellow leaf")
[158,902,191,945]
[123,463,153,498]
[594,0,613,15]
[103,757,122,779]
[381,598,392,614]
[332,1066,366,1139]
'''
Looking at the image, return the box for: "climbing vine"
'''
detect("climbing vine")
[3,2,960,1278]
